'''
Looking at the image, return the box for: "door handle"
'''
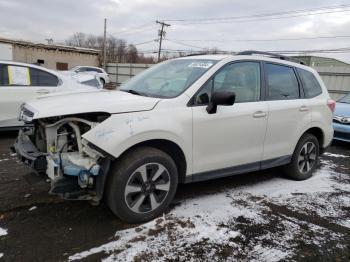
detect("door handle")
[299,105,309,112]
[253,111,267,118]
[36,89,49,94]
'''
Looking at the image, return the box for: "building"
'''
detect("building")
[0,37,100,70]
[291,56,350,99]
[292,55,350,67]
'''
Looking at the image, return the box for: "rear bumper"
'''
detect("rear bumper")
[333,122,350,142]
[14,130,47,172]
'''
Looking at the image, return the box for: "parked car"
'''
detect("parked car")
[0,61,100,129]
[14,51,334,223]
[69,66,110,85]
[333,93,350,142]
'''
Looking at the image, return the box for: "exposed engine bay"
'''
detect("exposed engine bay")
[15,112,111,203]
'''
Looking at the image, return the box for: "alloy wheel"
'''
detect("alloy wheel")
[124,163,171,214]
[297,141,317,174]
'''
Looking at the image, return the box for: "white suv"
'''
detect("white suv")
[14,52,334,223]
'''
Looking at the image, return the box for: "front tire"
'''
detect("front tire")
[284,133,320,180]
[106,147,178,223]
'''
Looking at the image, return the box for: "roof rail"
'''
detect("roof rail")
[235,50,305,65]
[184,52,232,57]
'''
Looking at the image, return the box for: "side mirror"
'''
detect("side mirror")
[206,91,236,114]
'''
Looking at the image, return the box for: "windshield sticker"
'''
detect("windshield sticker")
[8,66,31,86]
[188,62,213,69]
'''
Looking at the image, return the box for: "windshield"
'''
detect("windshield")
[120,59,218,98]
[338,93,350,104]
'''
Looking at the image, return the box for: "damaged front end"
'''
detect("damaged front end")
[14,110,112,202]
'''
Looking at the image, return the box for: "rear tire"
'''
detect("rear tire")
[284,133,320,180]
[106,147,178,223]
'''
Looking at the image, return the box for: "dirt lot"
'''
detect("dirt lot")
[0,131,349,262]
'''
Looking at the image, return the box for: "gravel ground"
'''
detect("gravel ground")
[0,131,349,262]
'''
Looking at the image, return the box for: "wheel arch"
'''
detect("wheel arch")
[113,139,188,184]
[299,126,325,151]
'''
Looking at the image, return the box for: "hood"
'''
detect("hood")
[25,90,160,119]
[335,102,350,118]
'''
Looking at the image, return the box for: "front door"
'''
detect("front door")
[192,61,268,175]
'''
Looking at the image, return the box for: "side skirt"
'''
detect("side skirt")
[185,155,291,183]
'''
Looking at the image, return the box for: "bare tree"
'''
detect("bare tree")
[65,32,86,47]
[127,44,138,63]
[65,32,157,64]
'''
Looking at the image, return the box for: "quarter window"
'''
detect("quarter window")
[266,63,300,100]
[297,68,322,98]
[196,62,261,105]
[29,68,59,86]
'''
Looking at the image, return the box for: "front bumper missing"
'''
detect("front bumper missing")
[14,130,110,201]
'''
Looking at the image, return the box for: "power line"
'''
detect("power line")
[180,9,350,25]
[163,4,350,22]
[134,39,158,46]
[109,22,154,35]
[164,39,206,49]
[110,25,157,37]
[167,35,350,43]
[137,47,350,54]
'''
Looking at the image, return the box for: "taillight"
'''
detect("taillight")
[327,99,336,113]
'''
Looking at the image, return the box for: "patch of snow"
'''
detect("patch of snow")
[70,157,350,261]
[250,245,290,262]
[70,202,242,261]
[0,158,9,162]
[0,253,3,258]
[28,206,37,211]
[323,152,349,158]
[237,161,341,197]
[0,227,7,236]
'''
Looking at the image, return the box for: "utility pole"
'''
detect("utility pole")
[102,18,107,70]
[156,20,170,62]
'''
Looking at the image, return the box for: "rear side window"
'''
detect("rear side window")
[29,68,59,86]
[266,63,300,100]
[297,68,322,98]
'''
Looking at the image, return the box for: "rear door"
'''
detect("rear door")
[262,62,311,163]
[0,64,59,127]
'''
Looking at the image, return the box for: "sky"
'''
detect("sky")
[1,0,350,62]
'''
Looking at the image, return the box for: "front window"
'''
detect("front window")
[338,93,350,104]
[120,59,217,98]
[195,61,261,105]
